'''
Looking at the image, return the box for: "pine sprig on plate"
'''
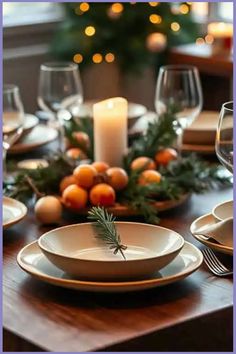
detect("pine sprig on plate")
[88,206,127,259]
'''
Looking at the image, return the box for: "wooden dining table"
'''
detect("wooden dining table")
[3,141,233,352]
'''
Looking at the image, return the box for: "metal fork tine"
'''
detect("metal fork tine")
[205,249,226,273]
[202,248,233,277]
[205,248,229,272]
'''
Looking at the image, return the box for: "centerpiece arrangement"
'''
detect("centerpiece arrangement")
[4,97,230,225]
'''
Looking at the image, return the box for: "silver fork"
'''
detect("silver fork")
[202,248,233,277]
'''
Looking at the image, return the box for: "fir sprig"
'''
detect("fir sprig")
[88,206,127,260]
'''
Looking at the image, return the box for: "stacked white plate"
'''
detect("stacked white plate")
[17,222,203,292]
[190,200,233,255]
[9,114,58,154]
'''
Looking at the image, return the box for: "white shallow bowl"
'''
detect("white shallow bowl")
[38,222,184,280]
[212,200,233,222]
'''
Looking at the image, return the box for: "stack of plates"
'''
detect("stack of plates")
[190,200,233,255]
[17,222,203,292]
[9,114,58,154]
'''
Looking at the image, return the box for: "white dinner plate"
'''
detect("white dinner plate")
[17,241,203,293]
[9,124,58,154]
[190,213,233,256]
[22,114,39,136]
[3,197,27,229]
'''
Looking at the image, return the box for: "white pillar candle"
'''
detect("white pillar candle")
[93,97,128,167]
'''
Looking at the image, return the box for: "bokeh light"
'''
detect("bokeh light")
[149,14,162,24]
[73,54,83,64]
[85,26,96,36]
[92,53,103,63]
[171,22,180,32]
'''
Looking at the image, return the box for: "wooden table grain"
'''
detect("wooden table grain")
[3,179,233,352]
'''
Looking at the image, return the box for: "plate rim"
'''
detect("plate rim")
[3,196,28,229]
[190,213,233,255]
[17,241,203,290]
[9,124,58,154]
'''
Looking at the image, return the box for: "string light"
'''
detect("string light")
[85,26,96,36]
[179,4,189,14]
[111,3,124,13]
[92,53,103,64]
[105,53,115,63]
[149,2,159,7]
[73,54,83,64]
[80,2,90,12]
[149,14,162,24]
[205,34,214,44]
[196,37,205,45]
[171,22,180,32]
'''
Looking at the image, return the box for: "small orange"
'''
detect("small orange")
[131,156,156,171]
[92,161,110,173]
[72,131,90,150]
[106,167,128,191]
[66,148,87,160]
[62,184,88,209]
[59,175,78,193]
[138,170,162,186]
[155,148,178,167]
[89,183,116,206]
[73,164,98,189]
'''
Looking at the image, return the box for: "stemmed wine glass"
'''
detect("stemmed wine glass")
[155,65,203,153]
[38,62,83,151]
[215,101,233,174]
[3,85,24,180]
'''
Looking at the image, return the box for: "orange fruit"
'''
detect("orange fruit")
[72,131,90,150]
[59,175,78,193]
[138,170,162,186]
[155,148,178,167]
[66,148,87,160]
[92,161,110,173]
[62,184,88,209]
[89,183,116,206]
[73,164,98,189]
[131,156,156,171]
[106,167,128,191]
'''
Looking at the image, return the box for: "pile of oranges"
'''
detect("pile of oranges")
[60,147,178,210]
[61,163,128,209]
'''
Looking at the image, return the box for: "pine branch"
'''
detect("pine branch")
[88,206,127,260]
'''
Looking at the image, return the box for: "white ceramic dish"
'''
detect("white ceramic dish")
[17,241,202,292]
[22,114,39,136]
[3,197,27,229]
[212,200,233,222]
[190,213,233,256]
[9,124,58,154]
[38,222,184,280]
[72,101,147,128]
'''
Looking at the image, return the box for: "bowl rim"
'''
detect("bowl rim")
[212,199,233,221]
[38,221,185,263]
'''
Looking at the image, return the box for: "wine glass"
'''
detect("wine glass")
[155,65,203,153]
[215,101,233,174]
[3,84,24,180]
[38,62,83,151]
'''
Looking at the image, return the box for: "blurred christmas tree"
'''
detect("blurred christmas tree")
[51,2,200,73]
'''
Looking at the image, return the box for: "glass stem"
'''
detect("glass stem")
[174,122,183,157]
[56,113,65,153]
[3,147,7,181]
